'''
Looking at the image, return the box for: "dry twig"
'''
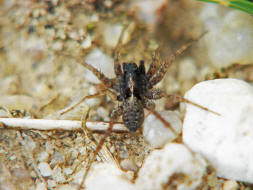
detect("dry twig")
[0,118,127,132]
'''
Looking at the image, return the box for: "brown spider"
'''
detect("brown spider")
[59,39,218,189]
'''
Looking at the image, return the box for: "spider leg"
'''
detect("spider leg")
[145,89,164,100]
[59,89,117,116]
[145,90,220,115]
[143,98,177,134]
[148,32,208,88]
[78,105,123,190]
[80,61,115,88]
[112,24,129,78]
[149,109,177,134]
[114,51,123,77]
[80,107,93,139]
[166,94,221,116]
[149,41,194,87]
[146,47,162,80]
[110,104,123,119]
[54,51,115,89]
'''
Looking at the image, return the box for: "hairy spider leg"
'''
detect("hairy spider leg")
[114,51,123,77]
[166,94,221,116]
[145,88,220,115]
[146,47,162,80]
[112,23,130,78]
[80,61,115,88]
[78,122,114,190]
[149,41,194,87]
[78,106,123,190]
[146,88,220,116]
[80,107,93,140]
[150,32,207,88]
[142,98,177,134]
[59,89,117,115]
[149,31,208,88]
[149,109,177,134]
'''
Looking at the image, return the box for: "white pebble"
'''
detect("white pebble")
[69,30,80,41]
[103,24,123,48]
[73,169,86,185]
[13,168,30,180]
[47,180,56,188]
[45,141,54,153]
[200,5,253,67]
[222,180,238,190]
[52,165,65,183]
[51,151,65,165]
[120,159,138,172]
[52,41,63,51]
[85,163,135,190]
[36,182,47,190]
[19,36,47,54]
[84,48,114,84]
[24,136,36,151]
[63,168,73,175]
[38,152,49,162]
[90,14,99,22]
[9,155,16,161]
[81,35,92,49]
[57,184,77,190]
[136,143,206,190]
[183,79,253,183]
[38,162,52,177]
[143,111,182,148]
[121,22,135,45]
[131,0,167,24]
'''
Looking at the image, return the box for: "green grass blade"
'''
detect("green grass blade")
[197,0,253,14]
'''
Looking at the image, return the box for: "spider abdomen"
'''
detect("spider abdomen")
[122,97,144,133]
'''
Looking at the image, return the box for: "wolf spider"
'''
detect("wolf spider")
[60,39,218,189]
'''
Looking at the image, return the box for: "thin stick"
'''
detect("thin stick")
[0,118,127,132]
